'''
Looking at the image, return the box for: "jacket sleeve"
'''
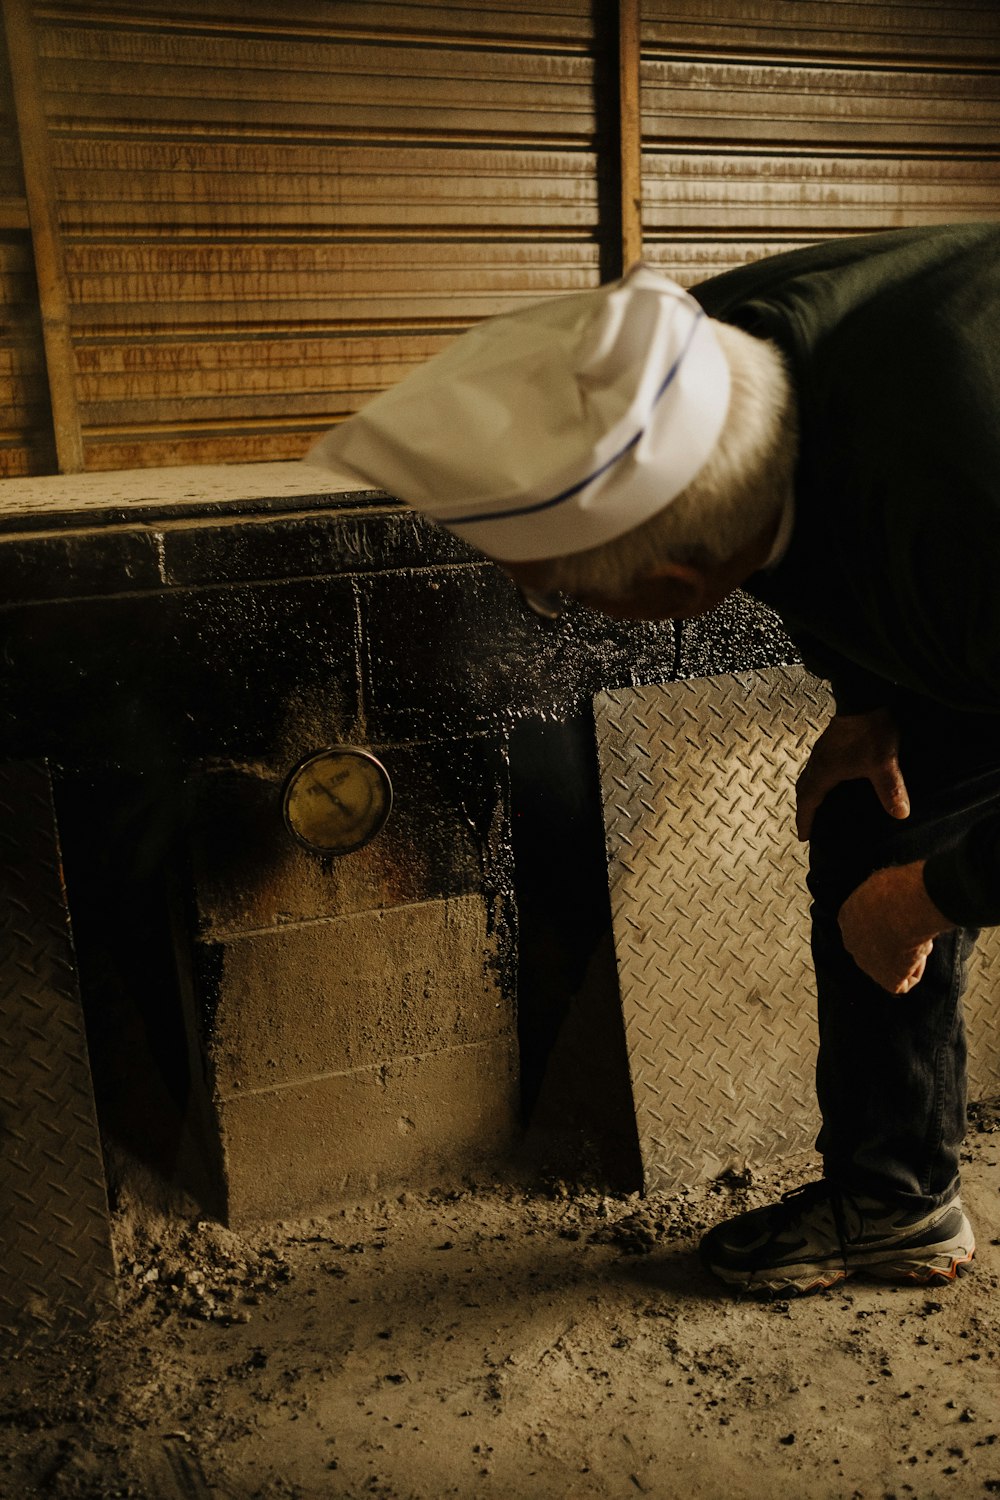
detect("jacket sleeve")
[923,813,1000,929]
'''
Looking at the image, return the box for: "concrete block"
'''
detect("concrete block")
[160,505,470,588]
[207,894,512,1095]
[188,736,507,935]
[218,1033,519,1223]
[0,527,164,603]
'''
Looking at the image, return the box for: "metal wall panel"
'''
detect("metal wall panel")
[644,0,1000,62]
[596,669,1000,1193]
[642,0,1000,286]
[27,0,604,471]
[0,23,51,478]
[0,760,116,1337]
[644,59,1000,149]
[3,0,999,469]
[641,155,1000,238]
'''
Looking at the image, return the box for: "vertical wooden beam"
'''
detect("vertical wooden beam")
[618,0,643,271]
[3,0,84,473]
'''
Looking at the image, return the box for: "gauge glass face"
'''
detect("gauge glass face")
[282,749,391,855]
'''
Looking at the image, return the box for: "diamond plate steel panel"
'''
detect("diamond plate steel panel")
[0,761,117,1338]
[595,668,1000,1195]
[964,942,1000,1105]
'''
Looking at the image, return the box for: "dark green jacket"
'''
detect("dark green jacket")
[692,223,1000,926]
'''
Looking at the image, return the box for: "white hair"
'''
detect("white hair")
[530,321,798,597]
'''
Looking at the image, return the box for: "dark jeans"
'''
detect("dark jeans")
[806,699,1000,1210]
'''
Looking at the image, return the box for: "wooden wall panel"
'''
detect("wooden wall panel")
[26,0,604,471]
[642,0,1000,286]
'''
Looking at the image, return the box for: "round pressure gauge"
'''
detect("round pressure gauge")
[281,747,392,856]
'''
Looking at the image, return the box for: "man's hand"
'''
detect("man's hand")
[838,861,954,994]
[796,707,910,842]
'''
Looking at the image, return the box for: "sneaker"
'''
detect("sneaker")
[699,1180,975,1295]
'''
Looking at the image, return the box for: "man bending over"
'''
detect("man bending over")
[308,223,1000,1295]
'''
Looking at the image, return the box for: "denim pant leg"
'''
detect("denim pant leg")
[807,776,974,1210]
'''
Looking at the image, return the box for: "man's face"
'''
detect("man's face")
[505,558,735,622]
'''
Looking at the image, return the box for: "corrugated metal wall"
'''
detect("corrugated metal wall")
[641,0,1000,285]
[1,0,999,475]
[1,0,611,474]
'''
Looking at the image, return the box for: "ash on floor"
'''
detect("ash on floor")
[2,1118,999,1500]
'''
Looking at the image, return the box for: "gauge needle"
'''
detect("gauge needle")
[311,782,350,815]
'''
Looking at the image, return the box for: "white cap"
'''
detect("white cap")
[305,265,731,563]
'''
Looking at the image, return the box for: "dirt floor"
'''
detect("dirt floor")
[3,1106,1000,1500]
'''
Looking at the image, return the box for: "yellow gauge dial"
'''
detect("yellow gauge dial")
[281,748,392,855]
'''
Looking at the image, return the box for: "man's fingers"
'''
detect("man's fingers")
[854,939,932,995]
[872,762,911,821]
[892,949,929,995]
[838,863,948,995]
[794,764,830,842]
[795,785,817,842]
[796,758,909,843]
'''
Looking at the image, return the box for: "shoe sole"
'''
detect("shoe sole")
[706,1224,976,1297]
